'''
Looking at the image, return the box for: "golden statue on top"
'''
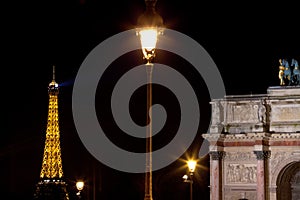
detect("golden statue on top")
[278,59,285,86]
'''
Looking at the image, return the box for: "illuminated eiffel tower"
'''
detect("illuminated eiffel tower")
[33,66,69,200]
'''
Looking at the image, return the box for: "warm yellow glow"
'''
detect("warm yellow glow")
[187,160,197,173]
[40,93,64,179]
[76,181,84,191]
[139,29,158,51]
[137,28,160,63]
[182,174,188,180]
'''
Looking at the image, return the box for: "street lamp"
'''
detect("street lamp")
[136,0,164,65]
[136,1,163,200]
[76,181,84,199]
[183,160,197,200]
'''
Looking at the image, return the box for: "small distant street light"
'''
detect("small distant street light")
[76,181,84,199]
[182,160,197,200]
[182,174,189,181]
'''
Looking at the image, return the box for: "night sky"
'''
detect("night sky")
[3,0,300,200]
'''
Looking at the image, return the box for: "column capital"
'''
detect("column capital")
[209,151,225,160]
[253,150,270,160]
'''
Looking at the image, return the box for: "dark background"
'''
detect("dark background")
[2,0,300,199]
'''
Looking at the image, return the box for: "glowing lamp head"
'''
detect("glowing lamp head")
[76,181,84,191]
[136,0,163,64]
[187,160,197,173]
[137,28,161,63]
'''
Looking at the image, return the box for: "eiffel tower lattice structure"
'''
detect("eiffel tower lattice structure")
[33,66,70,200]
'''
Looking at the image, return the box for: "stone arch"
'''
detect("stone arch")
[275,161,300,200]
[271,155,300,186]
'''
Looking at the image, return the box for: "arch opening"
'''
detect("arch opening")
[276,161,300,200]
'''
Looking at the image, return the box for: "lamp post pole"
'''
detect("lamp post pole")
[189,172,193,200]
[145,63,153,200]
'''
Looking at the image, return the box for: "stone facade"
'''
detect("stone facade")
[203,86,300,200]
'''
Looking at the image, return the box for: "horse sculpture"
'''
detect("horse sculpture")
[291,58,300,85]
[282,59,292,85]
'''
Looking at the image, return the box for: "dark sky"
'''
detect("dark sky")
[3,0,300,200]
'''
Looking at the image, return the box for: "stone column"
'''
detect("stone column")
[209,151,224,200]
[254,151,270,200]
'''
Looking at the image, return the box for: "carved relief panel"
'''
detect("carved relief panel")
[271,103,300,122]
[224,152,257,185]
[225,163,257,184]
[269,100,300,132]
